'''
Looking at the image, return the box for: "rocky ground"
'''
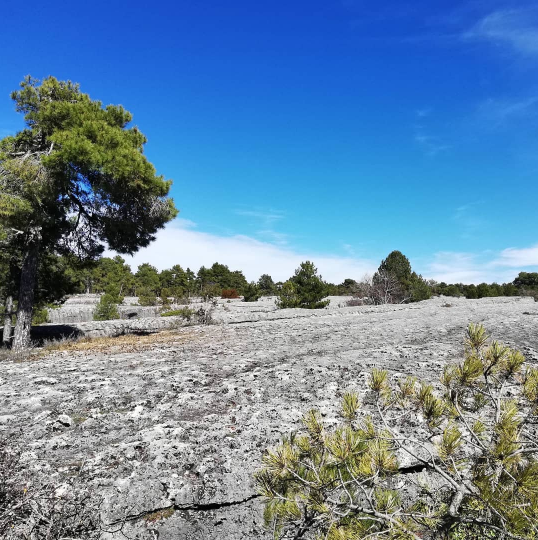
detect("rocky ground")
[1,296,537,539]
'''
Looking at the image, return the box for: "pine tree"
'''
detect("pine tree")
[0,76,177,350]
[277,261,329,309]
[256,324,538,539]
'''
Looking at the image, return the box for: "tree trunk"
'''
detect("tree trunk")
[2,295,13,347]
[12,242,40,352]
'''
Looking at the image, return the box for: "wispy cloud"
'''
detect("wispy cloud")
[414,133,450,156]
[464,9,538,56]
[426,252,489,284]
[423,243,538,284]
[118,219,377,283]
[234,208,289,245]
[476,96,538,127]
[416,107,432,118]
[111,220,538,285]
[452,203,488,240]
[413,109,450,157]
[494,244,538,267]
[234,209,285,225]
[257,229,290,246]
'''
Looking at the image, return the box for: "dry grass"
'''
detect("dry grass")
[144,507,175,523]
[39,329,197,356]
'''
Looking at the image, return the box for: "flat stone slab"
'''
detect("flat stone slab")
[1,296,537,539]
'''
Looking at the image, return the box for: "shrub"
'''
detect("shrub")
[276,280,300,309]
[256,324,538,539]
[243,282,261,302]
[201,284,221,302]
[277,261,329,309]
[138,287,158,306]
[31,307,49,325]
[258,274,276,296]
[221,288,239,299]
[410,271,432,302]
[161,307,195,320]
[0,437,101,538]
[521,288,538,302]
[93,294,120,321]
[196,305,214,325]
[346,297,365,307]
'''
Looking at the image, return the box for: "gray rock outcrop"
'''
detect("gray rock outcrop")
[1,296,537,538]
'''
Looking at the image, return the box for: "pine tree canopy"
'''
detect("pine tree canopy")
[0,75,178,350]
[0,75,178,257]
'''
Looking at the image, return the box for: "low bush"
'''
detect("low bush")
[138,288,158,306]
[201,284,221,302]
[0,437,101,538]
[161,307,195,320]
[256,324,538,539]
[93,294,120,321]
[277,262,329,309]
[196,305,214,325]
[346,297,365,307]
[243,282,261,302]
[221,288,239,299]
[31,307,49,325]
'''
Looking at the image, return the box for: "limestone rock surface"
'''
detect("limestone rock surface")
[1,296,537,539]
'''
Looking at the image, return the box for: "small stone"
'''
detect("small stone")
[57,414,72,427]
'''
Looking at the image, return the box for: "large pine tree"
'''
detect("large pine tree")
[0,76,177,350]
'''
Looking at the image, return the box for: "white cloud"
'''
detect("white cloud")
[234,209,285,225]
[423,245,538,284]
[426,252,488,284]
[111,220,538,286]
[465,9,538,55]
[494,244,538,267]
[116,219,376,283]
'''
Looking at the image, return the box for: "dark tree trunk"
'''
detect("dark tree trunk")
[2,295,13,347]
[12,242,40,352]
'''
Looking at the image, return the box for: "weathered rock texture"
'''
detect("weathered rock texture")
[47,295,165,324]
[1,296,537,539]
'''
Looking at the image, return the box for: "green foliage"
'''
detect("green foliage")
[31,307,49,325]
[135,263,160,296]
[337,278,359,295]
[161,307,195,320]
[243,282,261,302]
[200,284,221,302]
[93,294,120,321]
[378,250,412,283]
[257,325,538,539]
[514,272,538,289]
[277,261,329,309]
[137,288,158,306]
[409,271,432,301]
[197,262,248,294]
[1,76,177,256]
[159,264,193,300]
[276,281,300,308]
[374,251,431,303]
[257,274,276,296]
[432,280,525,299]
[85,256,134,295]
[0,75,177,348]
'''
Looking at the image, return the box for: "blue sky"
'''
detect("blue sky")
[1,0,538,283]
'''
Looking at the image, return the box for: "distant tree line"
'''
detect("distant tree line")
[2,250,537,338]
